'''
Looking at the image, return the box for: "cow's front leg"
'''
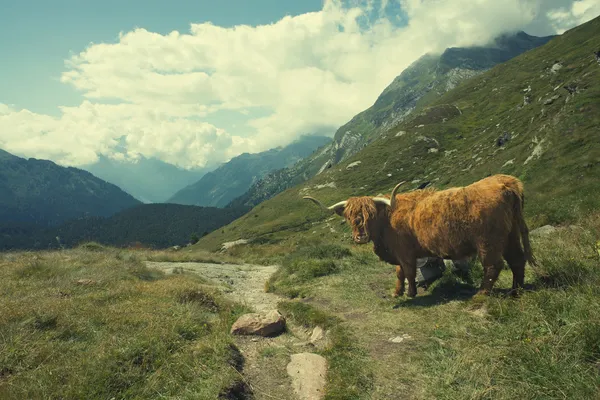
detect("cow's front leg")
[403,260,418,298]
[393,265,405,297]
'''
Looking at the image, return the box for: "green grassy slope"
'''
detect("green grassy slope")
[0,249,250,399]
[197,16,600,252]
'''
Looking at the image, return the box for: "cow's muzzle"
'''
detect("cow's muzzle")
[353,234,370,244]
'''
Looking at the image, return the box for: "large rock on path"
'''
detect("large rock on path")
[230,310,286,337]
[287,353,328,400]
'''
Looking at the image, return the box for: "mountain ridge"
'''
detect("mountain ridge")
[197,16,600,252]
[225,30,555,210]
[0,149,141,227]
[168,134,331,207]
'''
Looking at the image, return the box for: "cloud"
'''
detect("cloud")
[0,101,249,168]
[1,0,594,169]
[547,0,600,33]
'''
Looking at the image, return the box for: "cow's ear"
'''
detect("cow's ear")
[332,205,346,217]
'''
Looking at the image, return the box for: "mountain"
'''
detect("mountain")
[168,134,332,207]
[0,149,141,227]
[227,31,555,210]
[197,16,600,251]
[0,203,250,250]
[82,155,211,203]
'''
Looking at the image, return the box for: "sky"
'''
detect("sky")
[1,0,599,170]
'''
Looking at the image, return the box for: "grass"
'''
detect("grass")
[265,213,600,399]
[0,248,251,399]
[265,240,354,298]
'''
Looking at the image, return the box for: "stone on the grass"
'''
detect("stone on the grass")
[230,310,286,337]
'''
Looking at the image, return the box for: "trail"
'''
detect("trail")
[146,261,280,312]
[146,261,316,400]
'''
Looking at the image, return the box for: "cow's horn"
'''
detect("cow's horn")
[372,197,391,207]
[303,196,347,214]
[389,181,407,210]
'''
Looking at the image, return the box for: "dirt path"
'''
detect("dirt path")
[146,261,313,400]
[147,261,280,312]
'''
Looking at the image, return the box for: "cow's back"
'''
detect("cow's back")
[399,175,518,258]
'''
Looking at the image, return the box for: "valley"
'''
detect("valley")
[1,11,600,400]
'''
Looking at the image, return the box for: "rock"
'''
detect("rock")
[523,95,531,105]
[388,334,412,343]
[230,310,286,337]
[428,148,439,153]
[286,353,328,400]
[496,132,511,147]
[530,225,557,237]
[170,245,181,251]
[416,258,446,287]
[346,161,361,170]
[395,131,406,137]
[543,94,560,105]
[563,83,577,94]
[416,181,431,190]
[550,62,563,74]
[502,159,515,167]
[75,279,97,286]
[594,50,600,64]
[310,326,325,344]
[220,239,249,252]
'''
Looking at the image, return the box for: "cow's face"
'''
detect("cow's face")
[340,197,381,244]
[303,194,392,245]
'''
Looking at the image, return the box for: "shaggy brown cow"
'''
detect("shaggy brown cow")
[303,174,536,298]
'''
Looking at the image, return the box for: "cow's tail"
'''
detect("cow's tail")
[511,188,537,268]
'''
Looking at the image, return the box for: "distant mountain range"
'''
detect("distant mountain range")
[0,149,141,227]
[167,134,331,207]
[82,155,211,203]
[224,30,556,209]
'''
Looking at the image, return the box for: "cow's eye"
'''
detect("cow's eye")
[354,217,362,224]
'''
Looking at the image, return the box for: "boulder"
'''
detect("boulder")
[416,257,446,286]
[230,310,286,337]
[530,225,557,237]
[286,353,328,400]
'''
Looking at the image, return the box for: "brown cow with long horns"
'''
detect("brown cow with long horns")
[304,174,536,298]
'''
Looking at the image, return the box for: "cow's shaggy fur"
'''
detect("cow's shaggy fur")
[305,174,536,297]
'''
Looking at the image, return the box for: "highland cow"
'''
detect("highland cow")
[304,174,536,298]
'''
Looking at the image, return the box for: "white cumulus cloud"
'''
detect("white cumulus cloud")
[547,0,600,33]
[1,0,596,169]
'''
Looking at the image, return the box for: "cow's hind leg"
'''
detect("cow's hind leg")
[393,265,405,297]
[504,228,526,295]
